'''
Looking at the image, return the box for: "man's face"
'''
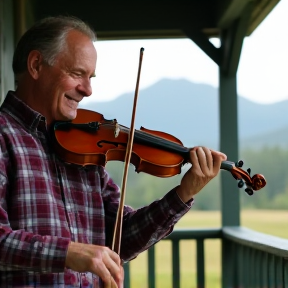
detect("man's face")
[36,30,97,124]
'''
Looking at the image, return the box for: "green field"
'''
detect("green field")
[127,210,288,288]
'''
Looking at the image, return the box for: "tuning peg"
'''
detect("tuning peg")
[236,160,244,168]
[245,187,254,196]
[247,168,251,175]
[238,179,244,188]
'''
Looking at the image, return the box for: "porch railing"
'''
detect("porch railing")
[123,227,288,288]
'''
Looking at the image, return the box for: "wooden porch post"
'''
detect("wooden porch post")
[219,2,253,287]
[0,0,15,103]
[219,73,240,226]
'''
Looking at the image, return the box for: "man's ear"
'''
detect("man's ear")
[27,50,43,79]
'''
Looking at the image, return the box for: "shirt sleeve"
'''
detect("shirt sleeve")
[0,172,70,273]
[101,167,193,261]
[120,186,193,261]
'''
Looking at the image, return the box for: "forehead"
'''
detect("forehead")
[57,30,97,68]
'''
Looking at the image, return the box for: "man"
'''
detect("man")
[0,16,226,287]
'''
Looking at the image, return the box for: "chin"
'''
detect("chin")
[67,108,78,119]
[66,114,77,121]
[58,111,77,122]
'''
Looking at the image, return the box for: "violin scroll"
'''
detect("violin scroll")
[221,160,266,196]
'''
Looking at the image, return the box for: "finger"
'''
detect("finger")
[103,275,118,288]
[102,251,123,285]
[189,147,201,171]
[210,148,227,161]
[99,265,120,288]
[107,250,121,267]
[106,264,123,288]
[201,147,213,170]
[92,262,113,288]
[103,250,121,274]
[210,149,227,170]
[103,280,111,288]
[111,276,121,288]
[195,147,211,174]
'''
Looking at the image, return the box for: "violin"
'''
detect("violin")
[53,108,266,196]
[53,48,265,256]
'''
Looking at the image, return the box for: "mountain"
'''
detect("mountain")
[241,126,288,149]
[79,78,288,150]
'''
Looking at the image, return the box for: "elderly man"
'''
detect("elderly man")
[0,16,226,288]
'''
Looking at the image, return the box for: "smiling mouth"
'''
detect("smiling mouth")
[65,95,79,103]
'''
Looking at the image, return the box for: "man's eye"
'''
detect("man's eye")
[73,72,82,77]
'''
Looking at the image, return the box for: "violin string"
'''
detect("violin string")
[118,125,190,157]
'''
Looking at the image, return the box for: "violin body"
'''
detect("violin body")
[53,109,186,177]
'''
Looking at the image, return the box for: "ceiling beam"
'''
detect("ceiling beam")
[183,28,221,66]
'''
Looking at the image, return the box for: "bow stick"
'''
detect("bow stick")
[112,47,145,254]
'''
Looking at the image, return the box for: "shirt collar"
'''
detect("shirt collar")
[1,91,47,132]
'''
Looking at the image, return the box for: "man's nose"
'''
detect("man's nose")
[76,78,92,96]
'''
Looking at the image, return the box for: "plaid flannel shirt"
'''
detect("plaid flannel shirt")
[0,92,193,287]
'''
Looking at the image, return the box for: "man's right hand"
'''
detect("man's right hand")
[65,241,123,288]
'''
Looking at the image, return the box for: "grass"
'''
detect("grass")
[127,210,288,288]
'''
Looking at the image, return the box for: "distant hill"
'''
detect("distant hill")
[79,78,288,150]
[241,126,288,149]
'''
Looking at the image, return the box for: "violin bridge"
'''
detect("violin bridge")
[114,123,120,138]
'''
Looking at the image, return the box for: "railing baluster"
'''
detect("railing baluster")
[284,258,288,288]
[172,239,180,288]
[123,261,130,288]
[255,249,262,287]
[276,257,283,288]
[268,254,276,288]
[250,247,256,287]
[243,246,249,287]
[148,246,156,288]
[237,244,244,287]
[263,252,269,288]
[196,239,205,288]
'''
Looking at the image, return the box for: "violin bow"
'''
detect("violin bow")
[112,48,145,254]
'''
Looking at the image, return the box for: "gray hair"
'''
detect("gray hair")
[12,15,97,76]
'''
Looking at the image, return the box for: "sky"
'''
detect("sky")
[84,0,288,105]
